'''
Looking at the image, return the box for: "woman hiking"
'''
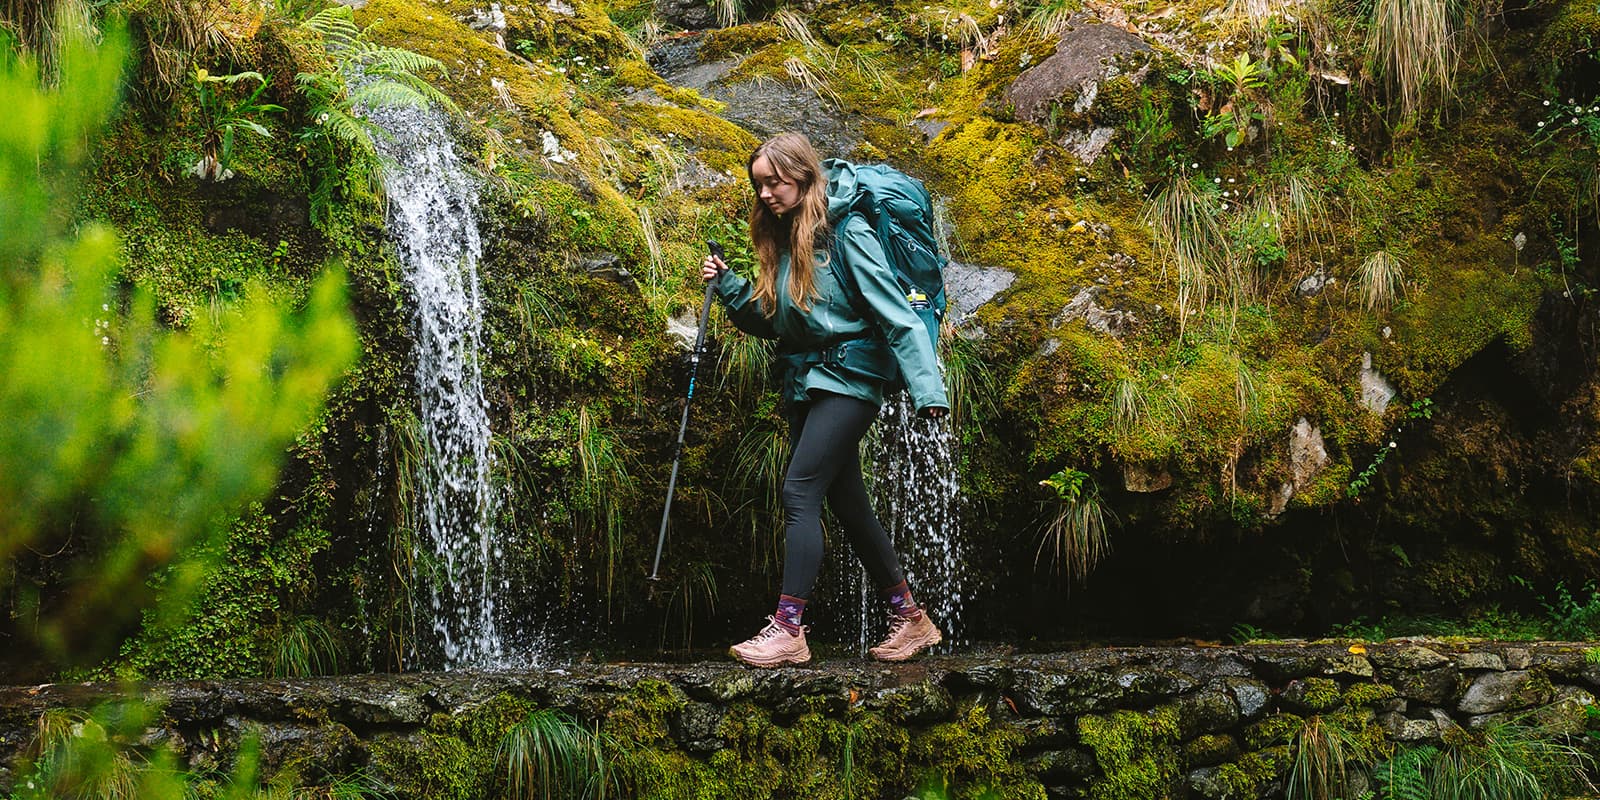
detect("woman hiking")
[701,132,950,668]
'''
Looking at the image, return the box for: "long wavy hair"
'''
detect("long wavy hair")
[747,132,831,317]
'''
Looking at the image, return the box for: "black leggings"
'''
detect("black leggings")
[779,391,905,600]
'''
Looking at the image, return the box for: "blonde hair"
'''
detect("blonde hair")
[747,132,830,317]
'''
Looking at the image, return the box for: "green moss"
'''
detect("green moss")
[1245,713,1305,750]
[1299,677,1344,712]
[1209,745,1292,797]
[1076,706,1182,800]
[368,731,475,800]
[912,704,1045,800]
[699,22,785,60]
[1342,682,1398,708]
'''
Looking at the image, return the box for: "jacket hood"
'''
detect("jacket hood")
[822,159,859,223]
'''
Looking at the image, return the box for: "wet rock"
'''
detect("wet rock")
[913,117,950,142]
[1004,21,1152,124]
[1124,462,1174,493]
[1458,670,1550,714]
[672,702,724,753]
[575,252,639,292]
[1222,678,1271,721]
[1184,733,1240,766]
[873,681,952,724]
[1250,650,1330,683]
[653,0,717,30]
[1530,648,1586,677]
[1176,688,1241,738]
[255,722,361,774]
[703,79,863,158]
[1013,716,1071,748]
[1026,746,1098,781]
[944,261,1017,324]
[1188,765,1234,799]
[1392,665,1459,705]
[1371,644,1451,672]
[1052,286,1136,337]
[1359,351,1395,414]
[1011,667,1122,716]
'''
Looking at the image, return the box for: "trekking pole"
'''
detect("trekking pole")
[649,242,725,582]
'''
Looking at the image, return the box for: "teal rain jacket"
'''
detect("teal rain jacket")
[714,159,950,415]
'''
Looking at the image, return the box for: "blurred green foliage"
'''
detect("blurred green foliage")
[0,22,358,668]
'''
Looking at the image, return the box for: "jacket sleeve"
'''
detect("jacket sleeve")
[712,269,780,340]
[836,215,950,413]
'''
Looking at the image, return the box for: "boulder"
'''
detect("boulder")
[1124,462,1174,493]
[1458,670,1551,715]
[1371,644,1451,672]
[654,0,717,30]
[1004,21,1152,124]
[1391,665,1459,705]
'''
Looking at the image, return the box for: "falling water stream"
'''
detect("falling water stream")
[369,102,507,669]
[849,394,968,653]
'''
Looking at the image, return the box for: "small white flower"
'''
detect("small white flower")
[1543,99,1550,106]
[101,303,109,311]
[1191,162,1200,168]
[1227,177,1235,183]
[101,336,109,345]
[1214,177,1222,183]
[1538,121,1546,127]
[1388,441,1397,448]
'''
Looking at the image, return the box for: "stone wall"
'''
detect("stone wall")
[1,643,1596,798]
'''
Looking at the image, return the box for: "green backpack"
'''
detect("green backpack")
[831,163,948,356]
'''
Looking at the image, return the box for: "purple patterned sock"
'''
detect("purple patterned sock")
[883,580,923,619]
[775,595,807,633]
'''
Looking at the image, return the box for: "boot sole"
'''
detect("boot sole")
[728,646,812,668]
[871,626,943,662]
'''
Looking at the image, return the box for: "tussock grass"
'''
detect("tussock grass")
[267,616,344,677]
[1021,0,1079,39]
[1143,176,1229,330]
[576,405,635,604]
[715,329,772,405]
[658,561,718,652]
[1355,249,1405,311]
[1427,724,1596,800]
[940,331,997,429]
[1111,378,1147,436]
[1036,470,1113,582]
[782,56,842,107]
[730,424,788,574]
[1287,715,1371,800]
[499,710,615,800]
[1367,0,1456,120]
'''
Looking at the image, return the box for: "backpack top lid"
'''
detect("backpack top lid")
[822,159,947,311]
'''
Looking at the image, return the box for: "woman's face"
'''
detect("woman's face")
[751,155,803,216]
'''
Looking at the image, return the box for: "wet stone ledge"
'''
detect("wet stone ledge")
[1,642,1597,798]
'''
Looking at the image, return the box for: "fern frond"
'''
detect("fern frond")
[301,6,359,41]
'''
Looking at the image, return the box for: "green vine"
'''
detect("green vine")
[1347,398,1434,497]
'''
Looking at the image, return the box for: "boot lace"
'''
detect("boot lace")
[750,615,800,642]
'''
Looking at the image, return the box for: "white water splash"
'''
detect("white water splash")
[369,102,507,669]
[853,393,968,653]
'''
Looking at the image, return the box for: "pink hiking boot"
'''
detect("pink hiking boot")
[869,611,942,661]
[729,616,811,667]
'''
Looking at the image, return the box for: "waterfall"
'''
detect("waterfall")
[860,395,968,650]
[369,102,507,669]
